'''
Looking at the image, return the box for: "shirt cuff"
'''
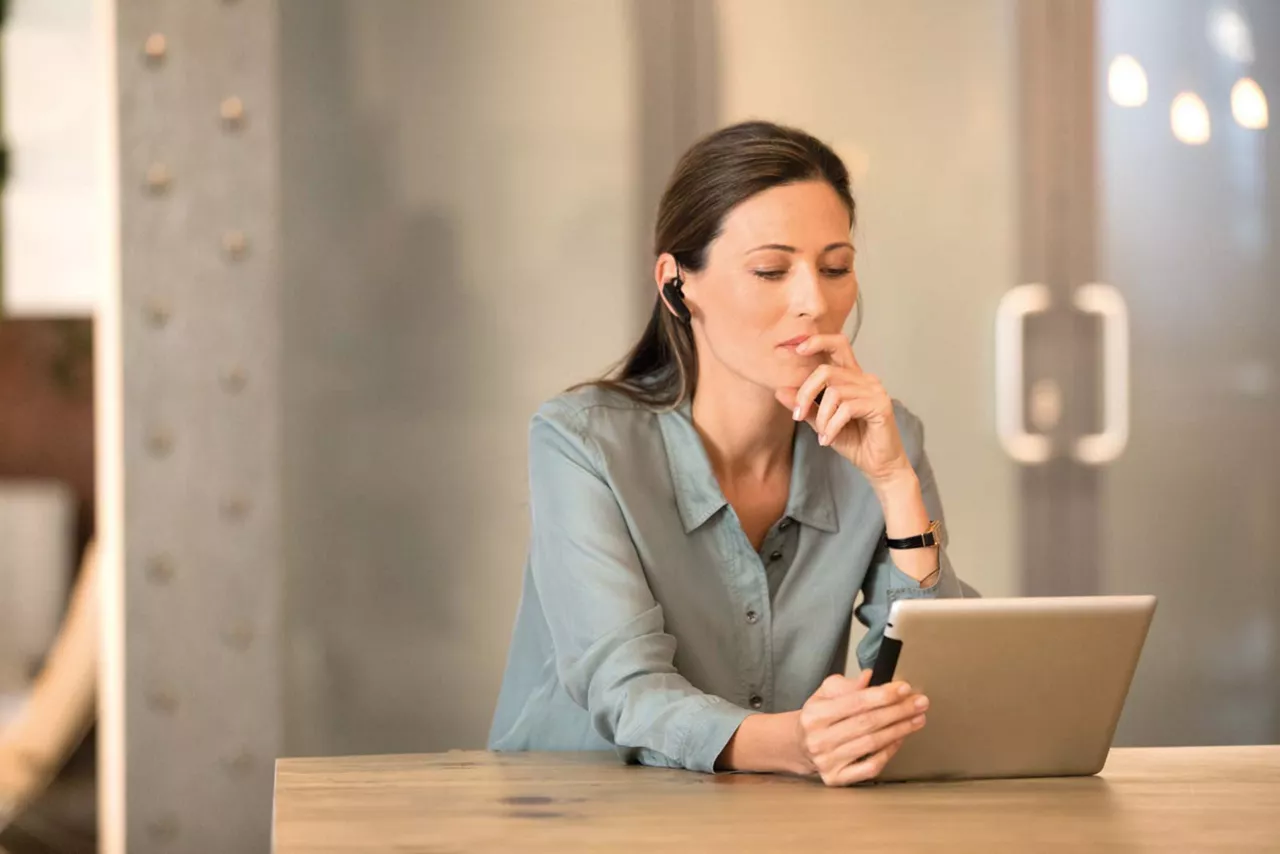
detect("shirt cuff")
[885,546,963,600]
[679,696,755,774]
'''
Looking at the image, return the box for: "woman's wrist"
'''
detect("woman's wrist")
[867,457,914,495]
[871,468,928,537]
[717,711,812,776]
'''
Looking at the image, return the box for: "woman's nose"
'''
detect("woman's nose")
[792,266,829,318]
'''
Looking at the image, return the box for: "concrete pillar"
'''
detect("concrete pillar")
[100,1,283,850]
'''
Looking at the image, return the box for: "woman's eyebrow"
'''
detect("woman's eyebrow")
[746,241,854,253]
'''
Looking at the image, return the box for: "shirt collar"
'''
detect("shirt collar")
[657,400,839,535]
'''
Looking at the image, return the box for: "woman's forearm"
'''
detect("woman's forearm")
[716,711,810,775]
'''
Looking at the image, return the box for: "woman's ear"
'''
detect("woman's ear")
[654,253,688,322]
[654,253,679,291]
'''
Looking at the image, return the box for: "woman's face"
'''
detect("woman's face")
[678,180,858,393]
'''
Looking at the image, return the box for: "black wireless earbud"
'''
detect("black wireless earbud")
[662,275,691,324]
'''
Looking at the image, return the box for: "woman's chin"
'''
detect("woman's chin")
[774,364,817,389]
[761,374,812,402]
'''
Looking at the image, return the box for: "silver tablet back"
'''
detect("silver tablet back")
[872,595,1156,783]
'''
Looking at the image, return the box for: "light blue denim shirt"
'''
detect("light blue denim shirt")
[488,385,966,772]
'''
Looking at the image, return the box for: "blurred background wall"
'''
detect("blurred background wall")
[278,0,651,757]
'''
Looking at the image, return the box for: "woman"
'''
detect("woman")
[489,120,967,786]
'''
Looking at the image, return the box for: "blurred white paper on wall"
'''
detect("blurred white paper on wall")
[2,0,109,317]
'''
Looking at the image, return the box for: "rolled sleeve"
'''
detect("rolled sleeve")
[681,698,756,773]
[626,696,755,773]
[885,544,963,599]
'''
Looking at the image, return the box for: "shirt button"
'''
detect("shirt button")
[746,609,759,624]
[778,519,792,531]
[749,695,764,710]
[769,550,783,563]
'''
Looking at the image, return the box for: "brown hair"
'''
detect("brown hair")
[585,120,856,409]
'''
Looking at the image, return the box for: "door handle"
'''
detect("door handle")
[996,283,1052,464]
[1072,282,1130,464]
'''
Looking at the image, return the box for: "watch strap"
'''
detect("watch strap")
[883,520,942,550]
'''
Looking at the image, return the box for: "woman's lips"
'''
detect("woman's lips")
[778,335,811,351]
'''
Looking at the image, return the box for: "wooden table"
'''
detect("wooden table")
[273,746,1280,852]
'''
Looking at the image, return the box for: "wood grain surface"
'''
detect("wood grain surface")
[273,746,1280,852]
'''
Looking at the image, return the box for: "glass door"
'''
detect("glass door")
[1092,0,1280,746]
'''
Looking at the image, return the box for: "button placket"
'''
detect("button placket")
[749,537,776,717]
[724,512,770,719]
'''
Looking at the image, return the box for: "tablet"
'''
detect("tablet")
[863,595,1156,783]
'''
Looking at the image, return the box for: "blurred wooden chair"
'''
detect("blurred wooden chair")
[0,540,98,829]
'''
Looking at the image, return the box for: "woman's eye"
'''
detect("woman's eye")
[822,267,853,278]
[752,269,788,281]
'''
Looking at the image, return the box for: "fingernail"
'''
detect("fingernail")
[818,433,828,445]
[897,683,912,697]
[793,407,802,421]
[914,696,929,711]
[913,715,926,727]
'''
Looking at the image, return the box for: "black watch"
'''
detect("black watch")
[883,520,943,550]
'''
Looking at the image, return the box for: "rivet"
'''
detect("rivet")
[144,163,172,194]
[143,33,167,64]
[221,621,255,652]
[145,553,176,585]
[146,814,180,842]
[146,427,174,458]
[145,687,179,715]
[219,367,248,394]
[222,230,249,260]
[220,96,246,130]
[220,496,251,521]
[144,299,172,328]
[222,750,255,778]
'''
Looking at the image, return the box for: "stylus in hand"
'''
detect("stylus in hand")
[795,669,929,787]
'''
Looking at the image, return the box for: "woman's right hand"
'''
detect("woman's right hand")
[795,669,929,786]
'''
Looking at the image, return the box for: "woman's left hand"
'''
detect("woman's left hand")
[775,334,912,487]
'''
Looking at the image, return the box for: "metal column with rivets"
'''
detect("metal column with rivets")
[101,1,283,851]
